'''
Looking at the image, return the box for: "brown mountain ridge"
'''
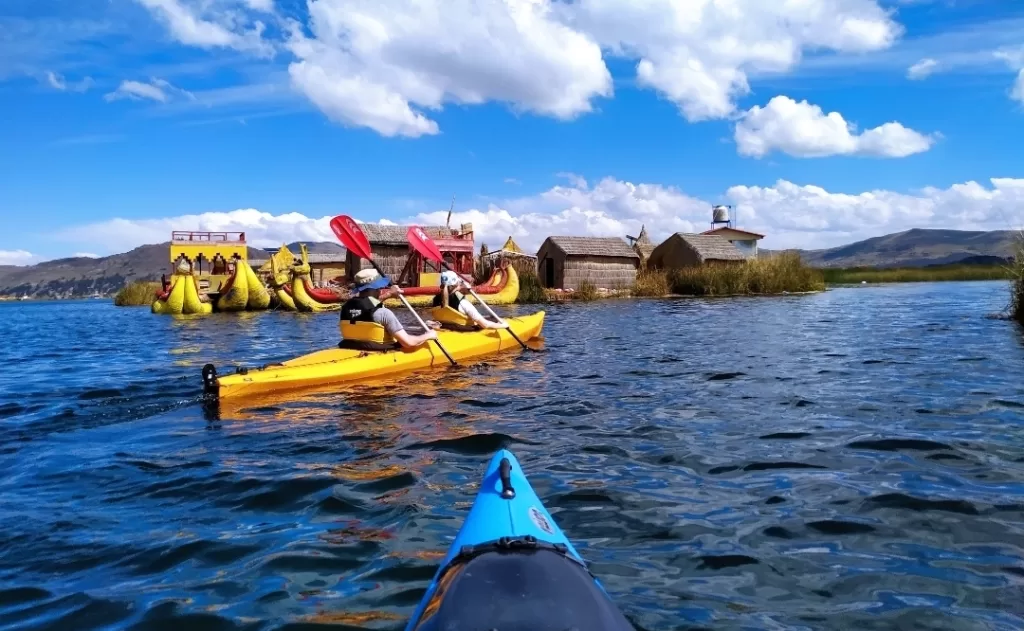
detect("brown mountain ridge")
[0,241,345,299]
[780,228,1019,268]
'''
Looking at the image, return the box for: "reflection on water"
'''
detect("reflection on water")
[0,283,1023,630]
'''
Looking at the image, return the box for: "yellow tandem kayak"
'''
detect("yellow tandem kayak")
[202,311,545,400]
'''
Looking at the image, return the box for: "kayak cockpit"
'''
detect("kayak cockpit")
[408,538,634,631]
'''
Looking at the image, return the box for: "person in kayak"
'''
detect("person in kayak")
[339,269,438,351]
[430,270,509,331]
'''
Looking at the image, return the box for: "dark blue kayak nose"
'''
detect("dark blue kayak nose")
[409,547,634,631]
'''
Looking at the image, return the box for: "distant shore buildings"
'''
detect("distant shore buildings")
[244,205,769,293]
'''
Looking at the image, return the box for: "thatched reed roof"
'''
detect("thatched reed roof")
[500,236,524,253]
[626,225,656,259]
[544,236,639,259]
[676,234,746,261]
[483,235,535,260]
[358,223,450,246]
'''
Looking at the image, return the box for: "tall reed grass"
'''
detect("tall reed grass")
[1010,238,1024,324]
[574,281,599,301]
[515,270,547,304]
[633,267,669,297]
[666,252,824,296]
[114,281,161,307]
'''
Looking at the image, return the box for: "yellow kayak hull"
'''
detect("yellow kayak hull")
[206,311,545,400]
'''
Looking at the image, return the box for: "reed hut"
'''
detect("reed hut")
[648,233,746,269]
[701,227,764,258]
[345,223,451,280]
[306,253,347,285]
[478,236,537,280]
[536,236,639,291]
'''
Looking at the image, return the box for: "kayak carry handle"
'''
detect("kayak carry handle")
[498,457,515,499]
[202,363,218,397]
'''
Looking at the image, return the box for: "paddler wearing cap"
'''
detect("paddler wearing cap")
[339,269,438,351]
[429,270,509,332]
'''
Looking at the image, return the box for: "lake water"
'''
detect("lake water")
[1,281,1023,630]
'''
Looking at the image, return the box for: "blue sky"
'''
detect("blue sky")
[1,0,1022,264]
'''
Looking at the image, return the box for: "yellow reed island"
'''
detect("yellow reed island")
[256,243,347,312]
[151,231,271,315]
[254,241,520,311]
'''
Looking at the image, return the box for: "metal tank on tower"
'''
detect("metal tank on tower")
[711,204,734,230]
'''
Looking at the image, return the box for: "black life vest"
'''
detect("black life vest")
[431,289,465,309]
[430,290,477,331]
[338,297,400,351]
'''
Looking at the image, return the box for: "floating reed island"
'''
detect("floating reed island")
[517,252,824,303]
[821,262,1013,284]
[112,207,830,311]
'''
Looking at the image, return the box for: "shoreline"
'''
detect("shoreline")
[5,279,1017,305]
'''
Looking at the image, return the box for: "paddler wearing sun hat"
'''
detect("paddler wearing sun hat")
[338,269,439,351]
[428,270,509,331]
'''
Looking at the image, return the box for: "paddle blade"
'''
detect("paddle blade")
[331,215,372,259]
[407,226,445,263]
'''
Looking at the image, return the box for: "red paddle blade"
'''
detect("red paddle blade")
[406,226,445,263]
[331,215,372,259]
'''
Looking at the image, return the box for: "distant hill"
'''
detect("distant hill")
[0,241,348,299]
[285,241,345,255]
[776,229,1021,268]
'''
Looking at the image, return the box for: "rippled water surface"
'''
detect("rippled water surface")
[2,282,1023,630]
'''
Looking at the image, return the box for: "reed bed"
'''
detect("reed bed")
[667,252,824,296]
[574,281,600,302]
[822,264,1011,284]
[633,267,670,297]
[114,281,161,307]
[1010,238,1024,324]
[515,270,547,304]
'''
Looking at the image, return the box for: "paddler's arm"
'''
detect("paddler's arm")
[461,300,509,329]
[379,308,438,349]
[394,328,438,349]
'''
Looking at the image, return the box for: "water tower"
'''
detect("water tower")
[711,204,734,231]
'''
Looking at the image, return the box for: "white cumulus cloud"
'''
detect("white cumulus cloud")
[44,177,1024,257]
[734,96,936,158]
[907,58,938,79]
[565,0,901,122]
[403,177,708,252]
[241,0,274,12]
[133,0,273,56]
[133,0,905,136]
[72,252,100,258]
[104,78,194,103]
[46,71,94,92]
[400,177,1023,251]
[284,0,612,137]
[726,178,1024,247]
[995,46,1024,104]
[0,250,37,266]
[55,209,340,255]
[1011,69,1024,104]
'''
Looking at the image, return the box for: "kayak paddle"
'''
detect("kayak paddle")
[406,225,530,351]
[330,215,458,366]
